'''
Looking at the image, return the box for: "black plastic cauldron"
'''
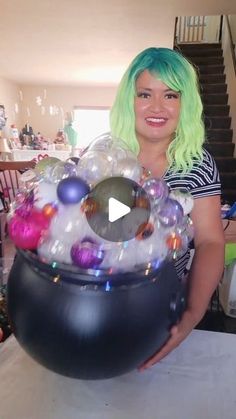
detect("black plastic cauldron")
[7,249,185,379]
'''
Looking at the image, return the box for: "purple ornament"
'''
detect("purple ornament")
[142,178,168,203]
[157,198,184,227]
[57,176,90,204]
[71,239,104,269]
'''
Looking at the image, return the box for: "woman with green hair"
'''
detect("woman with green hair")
[111,47,225,369]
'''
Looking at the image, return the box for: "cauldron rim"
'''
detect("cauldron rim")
[15,248,169,288]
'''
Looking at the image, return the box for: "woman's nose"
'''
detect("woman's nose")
[149,96,163,112]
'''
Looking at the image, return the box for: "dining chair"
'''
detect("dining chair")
[0,160,36,260]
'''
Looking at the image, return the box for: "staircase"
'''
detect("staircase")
[177,43,236,204]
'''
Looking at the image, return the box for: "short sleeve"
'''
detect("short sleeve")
[164,149,221,198]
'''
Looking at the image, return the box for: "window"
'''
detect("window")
[73,107,110,149]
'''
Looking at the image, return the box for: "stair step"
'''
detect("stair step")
[204,116,231,129]
[215,157,236,172]
[189,56,224,65]
[180,48,223,57]
[206,129,233,141]
[205,142,235,156]
[220,173,236,189]
[179,43,222,50]
[201,83,227,94]
[221,190,236,204]
[202,93,228,105]
[198,64,225,74]
[200,74,226,84]
[203,104,230,116]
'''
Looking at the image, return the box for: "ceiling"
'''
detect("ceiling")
[0,0,235,87]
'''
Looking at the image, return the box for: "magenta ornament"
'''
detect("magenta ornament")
[71,239,104,269]
[9,210,50,249]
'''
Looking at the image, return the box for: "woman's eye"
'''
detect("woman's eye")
[165,92,179,99]
[137,92,150,99]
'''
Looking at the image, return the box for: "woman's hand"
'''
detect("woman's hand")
[139,309,199,371]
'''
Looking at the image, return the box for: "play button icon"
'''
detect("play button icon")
[84,177,151,242]
[108,198,131,222]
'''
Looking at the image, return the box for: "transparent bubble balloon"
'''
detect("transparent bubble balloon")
[176,216,194,242]
[100,240,137,272]
[87,133,130,154]
[135,222,168,268]
[34,157,60,178]
[34,181,58,209]
[38,237,72,265]
[49,205,88,243]
[113,156,142,182]
[77,150,113,185]
[44,161,78,184]
[165,231,189,260]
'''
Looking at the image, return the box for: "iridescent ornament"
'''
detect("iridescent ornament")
[142,178,169,203]
[169,189,194,216]
[71,239,104,269]
[57,176,90,205]
[157,198,184,227]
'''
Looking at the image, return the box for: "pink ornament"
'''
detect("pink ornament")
[9,210,50,249]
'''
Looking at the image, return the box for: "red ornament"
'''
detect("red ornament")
[166,233,182,251]
[42,203,58,219]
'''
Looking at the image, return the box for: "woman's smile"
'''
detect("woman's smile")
[134,70,181,145]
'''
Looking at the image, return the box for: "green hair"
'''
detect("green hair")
[110,47,205,173]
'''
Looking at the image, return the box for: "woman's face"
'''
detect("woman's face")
[134,70,181,146]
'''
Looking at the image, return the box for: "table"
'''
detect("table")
[0,329,236,419]
[11,149,72,162]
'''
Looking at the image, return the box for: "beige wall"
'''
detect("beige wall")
[19,85,117,139]
[0,77,21,135]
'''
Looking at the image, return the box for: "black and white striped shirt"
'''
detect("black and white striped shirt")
[163,149,221,278]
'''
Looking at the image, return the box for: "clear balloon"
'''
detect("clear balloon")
[113,156,142,183]
[38,237,72,265]
[77,150,113,185]
[45,161,78,184]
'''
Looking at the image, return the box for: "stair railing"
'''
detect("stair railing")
[175,16,206,43]
[175,16,223,44]
[225,15,236,76]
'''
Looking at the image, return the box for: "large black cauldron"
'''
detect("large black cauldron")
[7,250,185,379]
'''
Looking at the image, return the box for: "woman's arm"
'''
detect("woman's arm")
[139,194,225,370]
